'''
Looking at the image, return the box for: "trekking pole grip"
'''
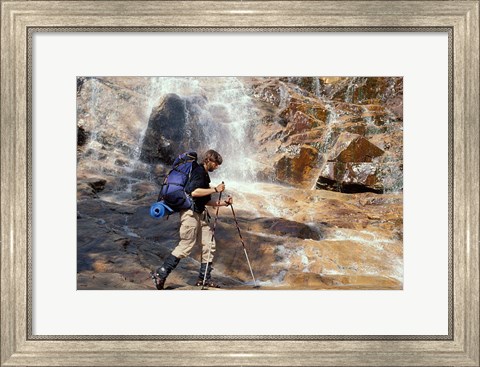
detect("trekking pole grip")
[218,181,224,203]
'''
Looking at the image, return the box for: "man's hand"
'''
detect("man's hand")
[224,196,233,206]
[214,196,233,207]
[215,182,225,193]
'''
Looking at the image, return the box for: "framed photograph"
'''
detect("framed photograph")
[76,75,405,293]
[1,1,478,366]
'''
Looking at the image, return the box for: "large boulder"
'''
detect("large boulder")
[274,144,320,187]
[77,177,107,200]
[280,96,329,125]
[317,133,386,193]
[139,93,187,164]
[139,93,210,165]
[318,162,383,193]
[328,132,384,163]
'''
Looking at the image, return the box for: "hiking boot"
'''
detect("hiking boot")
[195,279,221,288]
[198,262,213,280]
[150,271,166,290]
[151,254,181,290]
[196,262,220,288]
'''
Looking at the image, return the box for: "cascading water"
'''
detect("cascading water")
[141,77,260,186]
[82,78,102,162]
[199,77,259,184]
[362,106,375,126]
[123,78,180,194]
[313,77,322,97]
[344,79,356,103]
[79,76,264,203]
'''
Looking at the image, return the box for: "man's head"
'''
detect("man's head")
[203,149,223,172]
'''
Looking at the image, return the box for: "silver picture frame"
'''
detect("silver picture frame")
[1,1,478,366]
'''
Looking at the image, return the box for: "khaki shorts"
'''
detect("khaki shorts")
[171,209,216,263]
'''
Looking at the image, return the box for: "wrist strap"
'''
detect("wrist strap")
[214,187,218,192]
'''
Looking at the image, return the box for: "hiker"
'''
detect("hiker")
[152,149,233,290]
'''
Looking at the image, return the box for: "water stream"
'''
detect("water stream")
[140,77,262,187]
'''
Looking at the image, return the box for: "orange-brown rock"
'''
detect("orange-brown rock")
[316,133,386,192]
[361,104,397,125]
[240,77,403,191]
[328,133,384,163]
[330,122,368,137]
[281,110,322,137]
[288,127,326,145]
[282,97,329,123]
[274,144,319,187]
[318,162,383,193]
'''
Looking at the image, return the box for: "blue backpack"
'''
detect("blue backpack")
[150,151,197,218]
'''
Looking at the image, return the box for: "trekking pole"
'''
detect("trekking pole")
[229,203,259,288]
[202,181,224,290]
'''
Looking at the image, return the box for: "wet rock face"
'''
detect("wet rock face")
[77,126,89,146]
[76,182,403,290]
[139,93,211,165]
[139,93,187,165]
[316,133,386,193]
[327,133,384,163]
[322,77,403,112]
[318,162,383,193]
[275,145,319,187]
[246,77,403,193]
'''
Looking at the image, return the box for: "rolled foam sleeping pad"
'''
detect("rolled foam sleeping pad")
[149,201,173,218]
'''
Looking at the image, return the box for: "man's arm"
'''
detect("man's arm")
[191,187,216,197]
[191,182,225,197]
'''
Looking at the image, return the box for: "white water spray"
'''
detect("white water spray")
[203,77,259,183]
[142,77,260,185]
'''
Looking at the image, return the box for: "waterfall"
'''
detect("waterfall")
[82,78,102,162]
[123,78,170,194]
[344,79,356,103]
[326,103,339,125]
[362,107,375,126]
[78,76,262,203]
[199,77,258,184]
[313,77,322,97]
[141,77,260,185]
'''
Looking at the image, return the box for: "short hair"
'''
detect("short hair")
[203,149,223,165]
